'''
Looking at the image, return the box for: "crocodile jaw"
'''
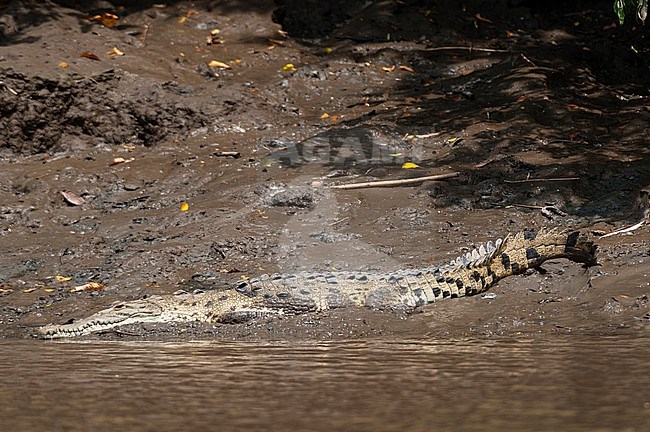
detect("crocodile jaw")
[39,299,164,339]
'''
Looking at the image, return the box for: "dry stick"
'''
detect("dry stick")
[600,216,647,238]
[330,172,460,190]
[504,177,580,184]
[425,46,511,53]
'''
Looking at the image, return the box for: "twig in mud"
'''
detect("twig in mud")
[510,204,567,218]
[330,172,459,190]
[504,177,580,184]
[425,46,510,53]
[520,53,537,67]
[213,151,241,158]
[329,217,350,226]
[511,204,543,210]
[599,213,648,238]
[0,81,18,95]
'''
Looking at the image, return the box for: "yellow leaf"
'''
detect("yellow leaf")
[178,16,188,23]
[44,289,56,293]
[71,282,104,292]
[181,202,189,212]
[208,60,231,69]
[58,61,69,68]
[55,275,72,282]
[325,47,332,54]
[402,162,420,169]
[281,63,296,72]
[446,137,460,144]
[320,113,330,119]
[107,47,125,57]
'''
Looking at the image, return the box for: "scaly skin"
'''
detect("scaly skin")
[38,228,596,338]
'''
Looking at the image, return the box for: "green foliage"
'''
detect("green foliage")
[614,0,648,24]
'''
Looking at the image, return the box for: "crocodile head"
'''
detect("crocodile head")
[38,297,164,339]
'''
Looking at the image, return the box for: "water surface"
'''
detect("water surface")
[1,336,648,432]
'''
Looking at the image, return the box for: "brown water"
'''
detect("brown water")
[1,337,649,432]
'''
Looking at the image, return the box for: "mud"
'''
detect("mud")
[0,0,649,341]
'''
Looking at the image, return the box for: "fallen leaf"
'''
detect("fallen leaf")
[178,16,188,23]
[325,47,333,54]
[382,66,396,72]
[399,65,414,72]
[55,275,73,282]
[110,157,135,166]
[218,268,241,273]
[320,113,330,119]
[474,158,498,168]
[80,52,101,61]
[91,13,119,28]
[446,137,461,144]
[475,13,493,23]
[61,191,86,206]
[107,47,125,57]
[58,61,69,68]
[281,63,297,72]
[181,202,189,212]
[268,38,284,45]
[208,60,231,69]
[21,287,39,293]
[329,115,339,121]
[122,144,136,151]
[0,288,13,294]
[257,209,268,219]
[402,162,420,169]
[71,282,104,292]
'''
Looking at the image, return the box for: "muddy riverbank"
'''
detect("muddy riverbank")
[0,0,648,341]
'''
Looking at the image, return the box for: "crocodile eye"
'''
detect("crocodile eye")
[114,304,124,309]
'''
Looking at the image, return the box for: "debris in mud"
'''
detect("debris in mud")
[60,191,86,206]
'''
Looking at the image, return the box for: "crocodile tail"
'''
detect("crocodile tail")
[490,228,596,280]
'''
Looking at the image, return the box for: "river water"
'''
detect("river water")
[1,336,648,432]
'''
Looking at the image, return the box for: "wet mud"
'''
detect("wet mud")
[0,0,649,341]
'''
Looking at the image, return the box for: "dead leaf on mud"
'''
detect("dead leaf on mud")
[55,275,72,282]
[58,61,68,68]
[281,63,297,72]
[80,52,101,61]
[0,288,13,294]
[475,13,493,23]
[382,66,396,72]
[402,162,420,169]
[207,29,223,45]
[61,191,86,206]
[181,202,189,212]
[107,47,125,57]
[21,287,39,293]
[399,65,414,72]
[208,60,231,69]
[71,282,104,293]
[90,13,119,28]
[110,157,134,166]
[219,268,241,273]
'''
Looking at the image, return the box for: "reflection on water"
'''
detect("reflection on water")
[1,337,648,432]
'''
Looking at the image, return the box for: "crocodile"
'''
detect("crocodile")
[38,228,596,338]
